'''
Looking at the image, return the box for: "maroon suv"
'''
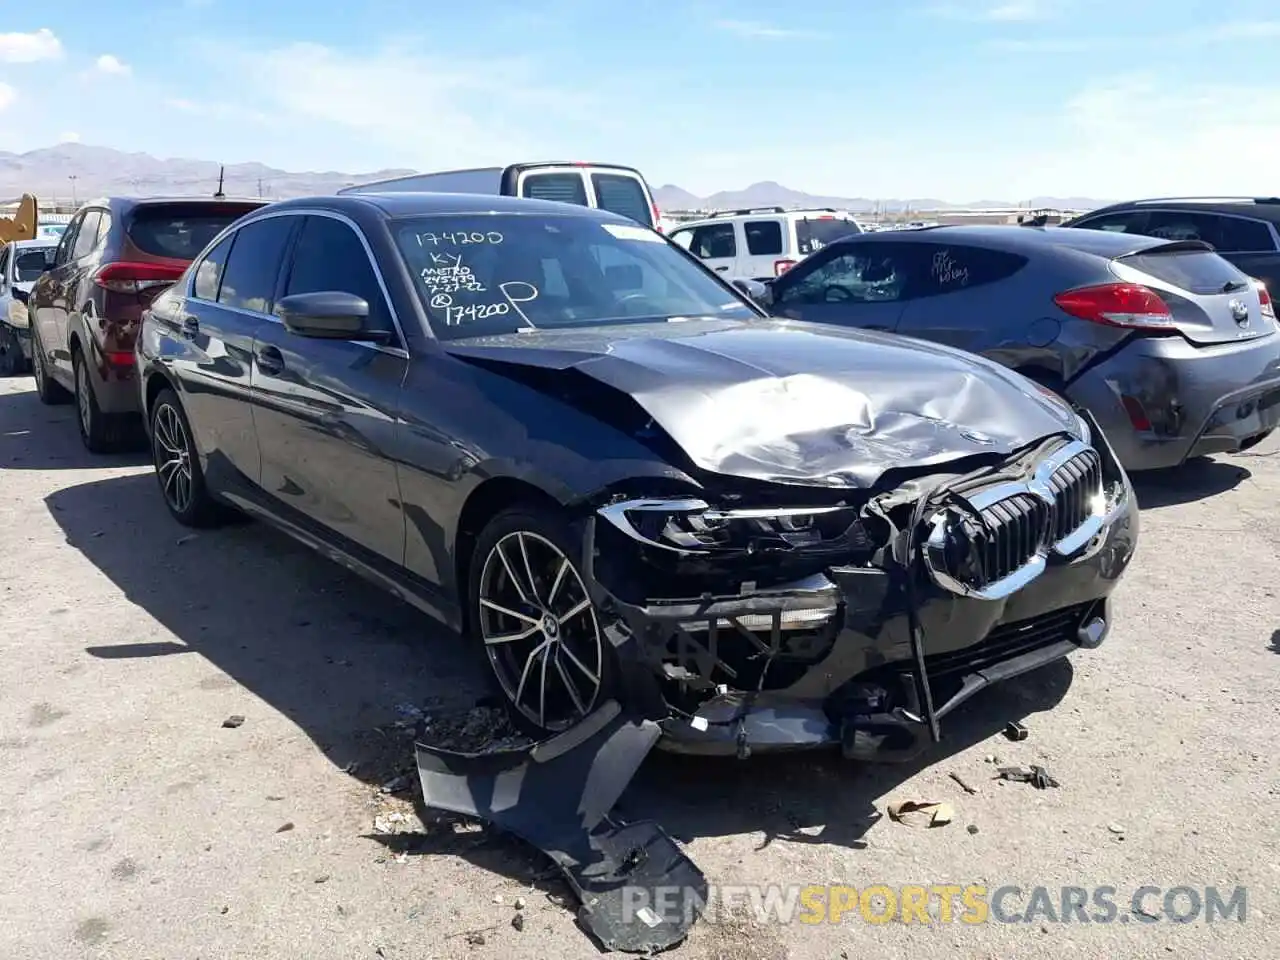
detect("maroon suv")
[28,196,267,452]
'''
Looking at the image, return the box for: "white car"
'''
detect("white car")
[667,207,862,280]
[0,237,56,376]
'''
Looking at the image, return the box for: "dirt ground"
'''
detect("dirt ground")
[1,373,1276,960]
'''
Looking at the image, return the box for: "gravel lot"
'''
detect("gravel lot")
[1,373,1277,960]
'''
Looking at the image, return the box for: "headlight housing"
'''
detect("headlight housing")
[597,498,862,556]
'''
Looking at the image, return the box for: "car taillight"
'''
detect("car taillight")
[92,261,186,295]
[775,259,798,276]
[1052,282,1175,330]
[1252,278,1275,320]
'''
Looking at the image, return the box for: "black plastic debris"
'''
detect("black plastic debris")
[996,765,1059,789]
[1004,720,1029,742]
[414,700,707,954]
[221,715,245,729]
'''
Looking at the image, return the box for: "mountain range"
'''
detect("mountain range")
[0,143,1110,212]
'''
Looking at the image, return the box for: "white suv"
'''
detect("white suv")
[668,207,862,280]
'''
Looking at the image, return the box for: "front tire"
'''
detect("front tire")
[468,506,616,738]
[149,388,223,528]
[73,347,126,453]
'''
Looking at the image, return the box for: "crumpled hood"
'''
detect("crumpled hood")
[445,318,1081,487]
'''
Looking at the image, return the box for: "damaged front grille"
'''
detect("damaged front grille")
[921,602,1089,679]
[924,439,1112,601]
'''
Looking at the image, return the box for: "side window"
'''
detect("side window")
[1142,211,1221,244]
[1072,211,1148,234]
[192,233,234,301]
[669,229,694,251]
[688,223,736,259]
[216,217,295,313]
[53,216,81,266]
[744,220,783,256]
[1210,216,1275,253]
[0,247,9,284]
[914,244,1028,298]
[71,211,102,261]
[776,247,911,305]
[95,212,112,247]
[284,216,393,334]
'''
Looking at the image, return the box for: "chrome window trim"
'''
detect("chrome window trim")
[183,207,411,359]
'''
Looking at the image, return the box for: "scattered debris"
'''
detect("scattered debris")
[266,794,285,801]
[949,771,978,795]
[967,824,979,835]
[275,822,295,833]
[512,913,525,932]
[416,704,532,754]
[314,874,330,884]
[492,894,504,905]
[514,896,526,911]
[886,799,954,828]
[221,715,245,729]
[995,765,1059,789]
[219,906,229,915]
[985,754,1001,764]
[379,775,409,794]
[1004,721,1029,742]
[1107,822,1126,835]
[176,534,198,546]
[466,932,487,946]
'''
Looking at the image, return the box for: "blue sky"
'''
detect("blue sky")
[2,0,1279,200]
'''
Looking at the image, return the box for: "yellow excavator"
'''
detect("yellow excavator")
[0,195,39,243]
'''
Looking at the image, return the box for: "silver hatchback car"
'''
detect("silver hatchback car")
[759,225,1280,471]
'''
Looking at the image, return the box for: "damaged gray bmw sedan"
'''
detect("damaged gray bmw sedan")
[138,192,1139,762]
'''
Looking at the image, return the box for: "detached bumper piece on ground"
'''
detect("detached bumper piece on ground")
[415,701,706,954]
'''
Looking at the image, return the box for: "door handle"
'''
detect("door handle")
[180,315,199,339]
[715,266,729,272]
[255,344,284,375]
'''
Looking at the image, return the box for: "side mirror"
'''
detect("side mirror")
[275,291,389,342]
[732,278,772,307]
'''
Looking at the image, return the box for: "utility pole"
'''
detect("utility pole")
[68,175,78,206]
[257,177,263,198]
[214,165,226,199]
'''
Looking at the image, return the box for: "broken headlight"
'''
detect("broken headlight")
[597,498,860,556]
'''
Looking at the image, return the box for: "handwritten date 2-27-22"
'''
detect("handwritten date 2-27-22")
[415,231,504,247]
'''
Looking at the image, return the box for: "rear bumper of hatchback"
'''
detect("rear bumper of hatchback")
[1066,330,1280,471]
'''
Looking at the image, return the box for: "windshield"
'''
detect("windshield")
[796,217,862,255]
[393,214,758,341]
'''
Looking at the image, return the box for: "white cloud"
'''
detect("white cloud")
[713,19,820,39]
[94,54,131,76]
[0,83,15,112]
[0,28,63,63]
[58,131,80,143]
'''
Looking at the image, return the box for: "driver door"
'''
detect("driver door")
[769,242,914,331]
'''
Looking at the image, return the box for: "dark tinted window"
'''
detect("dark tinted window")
[590,173,653,226]
[1120,250,1247,295]
[191,234,234,301]
[796,217,861,255]
[15,247,55,281]
[128,203,260,260]
[53,216,80,266]
[689,223,736,259]
[1140,210,1275,252]
[1071,211,1148,234]
[72,211,102,260]
[217,217,294,314]
[914,244,1028,298]
[744,220,783,256]
[285,216,392,333]
[776,247,912,305]
[520,173,588,207]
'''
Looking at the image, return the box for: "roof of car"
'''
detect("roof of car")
[5,237,58,249]
[1081,198,1280,223]
[833,223,1179,257]
[82,196,269,210]
[257,191,638,222]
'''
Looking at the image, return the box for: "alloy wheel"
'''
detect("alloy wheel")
[75,358,92,435]
[477,531,604,732]
[152,402,195,514]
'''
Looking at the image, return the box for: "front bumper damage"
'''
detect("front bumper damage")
[414,419,1138,952]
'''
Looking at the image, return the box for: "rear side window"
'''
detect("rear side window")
[1072,211,1148,234]
[688,223,736,259]
[520,173,588,207]
[1121,250,1248,295]
[744,220,783,256]
[591,173,653,227]
[796,217,860,255]
[128,203,261,260]
[285,216,393,334]
[1140,210,1275,252]
[72,211,102,260]
[1215,217,1276,252]
[913,244,1028,298]
[192,234,234,301]
[217,217,295,314]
